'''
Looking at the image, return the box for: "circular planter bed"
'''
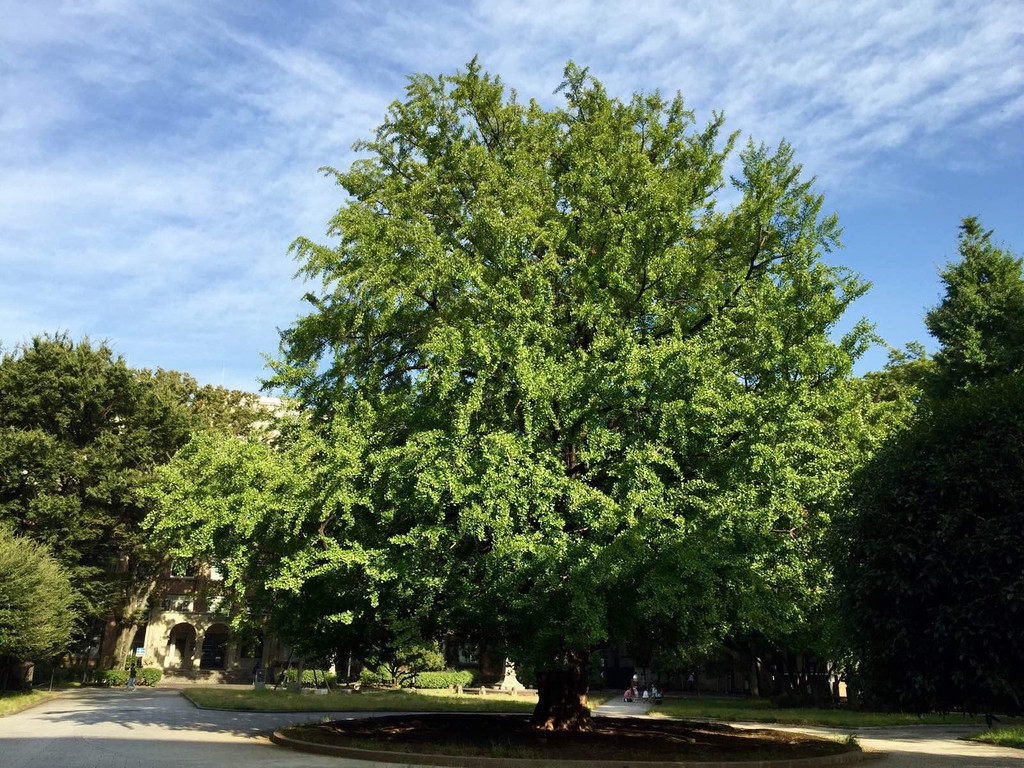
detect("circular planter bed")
[274,714,865,766]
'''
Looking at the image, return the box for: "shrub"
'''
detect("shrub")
[414,669,475,689]
[102,669,128,686]
[102,667,162,686]
[359,666,394,688]
[284,668,337,686]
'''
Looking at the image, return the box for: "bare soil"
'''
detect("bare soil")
[284,713,857,761]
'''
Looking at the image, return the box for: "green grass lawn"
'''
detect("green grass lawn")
[964,727,1024,749]
[0,689,61,717]
[649,696,1022,728]
[181,686,538,713]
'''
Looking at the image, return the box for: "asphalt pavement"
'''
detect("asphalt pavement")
[1,687,1023,767]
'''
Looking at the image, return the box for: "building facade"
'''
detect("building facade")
[128,562,285,680]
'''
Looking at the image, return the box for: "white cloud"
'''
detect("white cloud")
[0,0,1020,387]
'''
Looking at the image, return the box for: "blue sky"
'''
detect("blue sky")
[1,0,1021,391]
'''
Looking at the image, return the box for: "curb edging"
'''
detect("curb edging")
[0,690,66,718]
[179,690,534,716]
[270,727,877,768]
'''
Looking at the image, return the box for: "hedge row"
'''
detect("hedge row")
[414,669,475,689]
[102,668,163,686]
[284,669,338,685]
[357,667,475,689]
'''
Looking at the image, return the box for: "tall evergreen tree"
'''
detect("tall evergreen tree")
[842,219,1024,716]
[926,216,1024,393]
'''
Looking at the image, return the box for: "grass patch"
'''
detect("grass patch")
[964,727,1024,750]
[0,689,60,717]
[650,697,1024,728]
[181,686,537,713]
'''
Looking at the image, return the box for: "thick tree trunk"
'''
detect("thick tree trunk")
[748,659,760,698]
[104,576,160,669]
[531,656,593,731]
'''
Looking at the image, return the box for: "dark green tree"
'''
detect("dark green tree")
[841,219,1024,716]
[250,61,873,729]
[841,375,1024,715]
[0,527,76,689]
[925,217,1024,393]
[0,333,262,666]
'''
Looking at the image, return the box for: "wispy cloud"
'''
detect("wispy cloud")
[0,0,1020,388]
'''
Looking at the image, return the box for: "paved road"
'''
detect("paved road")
[2,688,1023,767]
[0,688,390,768]
[594,694,653,717]
[732,721,1024,767]
[592,698,1024,766]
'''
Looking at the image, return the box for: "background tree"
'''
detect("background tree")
[149,417,446,685]
[840,218,1024,716]
[0,333,262,667]
[0,527,76,689]
[840,376,1024,716]
[925,217,1024,394]
[257,60,875,730]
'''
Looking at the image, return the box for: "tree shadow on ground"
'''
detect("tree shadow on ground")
[10,688,365,739]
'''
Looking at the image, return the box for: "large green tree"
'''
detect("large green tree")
[0,526,76,688]
[841,218,1024,716]
[0,333,262,666]
[841,376,1024,715]
[254,61,875,729]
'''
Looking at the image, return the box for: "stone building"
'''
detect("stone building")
[127,561,286,681]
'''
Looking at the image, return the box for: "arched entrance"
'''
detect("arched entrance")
[165,623,197,670]
[200,623,229,670]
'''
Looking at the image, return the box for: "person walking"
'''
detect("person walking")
[126,663,137,692]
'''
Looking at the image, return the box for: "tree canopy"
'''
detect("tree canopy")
[154,60,881,729]
[0,526,76,685]
[841,218,1024,716]
[0,333,262,665]
[842,375,1024,715]
[925,217,1024,394]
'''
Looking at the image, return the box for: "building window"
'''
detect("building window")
[164,594,194,612]
[170,559,196,578]
[206,594,226,614]
[457,643,478,665]
[208,563,224,581]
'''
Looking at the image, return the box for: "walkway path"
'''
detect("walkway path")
[1,687,1023,767]
[594,694,652,717]
[0,688,377,767]
[736,721,1024,767]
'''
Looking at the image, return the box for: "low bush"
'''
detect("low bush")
[103,669,128,686]
[415,669,475,689]
[284,668,337,686]
[359,666,394,688]
[102,667,162,686]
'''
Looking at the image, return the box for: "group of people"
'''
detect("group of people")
[622,683,662,703]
